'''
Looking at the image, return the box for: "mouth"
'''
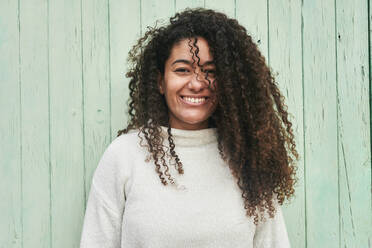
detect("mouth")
[179,95,210,106]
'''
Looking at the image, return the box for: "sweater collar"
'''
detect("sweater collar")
[160,126,217,147]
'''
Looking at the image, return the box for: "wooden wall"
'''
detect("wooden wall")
[0,0,370,247]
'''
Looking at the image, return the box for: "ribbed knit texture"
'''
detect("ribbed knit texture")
[80,126,290,248]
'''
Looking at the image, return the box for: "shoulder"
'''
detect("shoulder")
[92,129,144,186]
[105,129,143,157]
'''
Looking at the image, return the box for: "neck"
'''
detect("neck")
[169,119,209,131]
[160,125,217,147]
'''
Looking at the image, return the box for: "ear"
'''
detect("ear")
[157,72,164,94]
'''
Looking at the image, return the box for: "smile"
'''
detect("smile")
[180,96,209,105]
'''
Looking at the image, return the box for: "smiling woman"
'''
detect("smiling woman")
[159,37,218,130]
[80,7,298,248]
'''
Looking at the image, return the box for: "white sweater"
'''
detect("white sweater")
[80,126,290,248]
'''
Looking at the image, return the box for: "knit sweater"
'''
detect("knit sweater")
[79,126,290,248]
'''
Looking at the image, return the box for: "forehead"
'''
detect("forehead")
[167,37,214,63]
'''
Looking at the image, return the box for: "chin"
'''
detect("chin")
[181,117,209,125]
[184,120,205,125]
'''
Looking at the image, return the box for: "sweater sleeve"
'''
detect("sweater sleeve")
[80,141,126,248]
[253,202,290,248]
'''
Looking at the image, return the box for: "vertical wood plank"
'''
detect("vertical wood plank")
[205,0,235,19]
[302,1,339,247]
[336,0,372,247]
[0,0,22,247]
[268,0,305,247]
[235,0,268,59]
[176,0,204,12]
[19,0,51,247]
[81,0,111,204]
[48,0,85,247]
[370,1,372,245]
[110,0,141,139]
[141,0,175,34]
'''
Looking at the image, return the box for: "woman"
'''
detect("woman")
[80,8,298,248]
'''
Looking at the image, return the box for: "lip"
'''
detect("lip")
[179,95,209,106]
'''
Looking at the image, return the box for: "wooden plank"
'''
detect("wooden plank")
[48,0,85,247]
[302,1,339,247]
[176,0,205,12]
[336,0,372,247]
[19,0,51,247]
[81,0,111,205]
[268,0,305,247]
[109,0,140,140]
[141,0,175,34]
[235,0,268,59]
[0,0,22,247]
[205,0,235,19]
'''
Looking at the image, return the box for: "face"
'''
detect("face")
[158,37,218,130]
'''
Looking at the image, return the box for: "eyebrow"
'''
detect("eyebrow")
[171,59,215,66]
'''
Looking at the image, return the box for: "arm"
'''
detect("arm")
[253,202,290,248]
[80,141,126,248]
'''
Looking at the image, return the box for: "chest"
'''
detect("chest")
[120,152,256,247]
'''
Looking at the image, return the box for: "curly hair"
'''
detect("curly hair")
[117,8,299,224]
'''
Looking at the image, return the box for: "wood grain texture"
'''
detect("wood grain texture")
[110,0,140,140]
[141,0,175,34]
[268,0,305,247]
[19,0,51,247]
[370,1,372,245]
[81,0,111,204]
[302,1,339,247]
[235,0,268,59]
[48,0,85,247]
[205,0,235,18]
[336,0,372,247]
[176,0,205,12]
[0,1,22,247]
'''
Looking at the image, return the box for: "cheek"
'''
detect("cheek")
[163,86,180,109]
[164,92,179,108]
[163,77,184,98]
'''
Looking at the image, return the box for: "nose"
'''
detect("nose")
[188,70,208,92]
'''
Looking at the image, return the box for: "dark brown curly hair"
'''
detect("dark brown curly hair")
[117,8,298,224]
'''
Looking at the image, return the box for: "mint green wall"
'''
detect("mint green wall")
[0,0,370,247]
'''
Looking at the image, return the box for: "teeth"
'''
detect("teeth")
[183,97,206,103]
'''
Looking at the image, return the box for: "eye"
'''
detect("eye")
[203,68,216,76]
[174,68,190,73]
